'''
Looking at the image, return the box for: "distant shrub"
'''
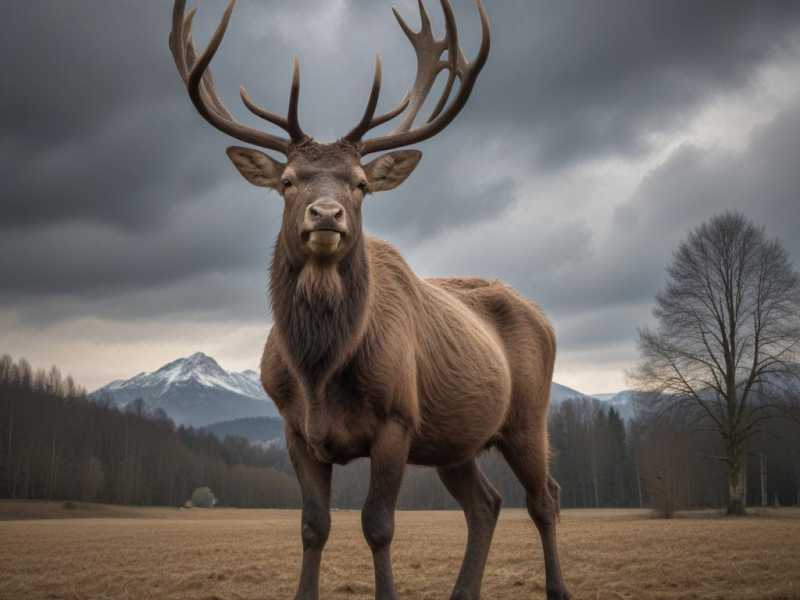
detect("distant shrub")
[62,501,78,510]
[191,487,217,508]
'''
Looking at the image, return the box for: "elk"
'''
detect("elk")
[170,1,570,598]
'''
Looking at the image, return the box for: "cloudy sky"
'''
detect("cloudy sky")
[2,1,800,394]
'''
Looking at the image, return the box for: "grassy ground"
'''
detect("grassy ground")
[1,502,799,599]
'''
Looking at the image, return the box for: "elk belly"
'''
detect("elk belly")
[411,290,513,465]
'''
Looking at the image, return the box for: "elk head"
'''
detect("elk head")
[170,0,489,267]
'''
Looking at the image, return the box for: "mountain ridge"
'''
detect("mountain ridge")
[203,416,286,448]
[93,352,632,429]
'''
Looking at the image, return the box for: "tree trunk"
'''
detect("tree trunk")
[7,413,13,498]
[24,450,31,498]
[634,459,643,508]
[760,453,767,508]
[796,474,800,507]
[727,445,746,515]
[48,432,56,499]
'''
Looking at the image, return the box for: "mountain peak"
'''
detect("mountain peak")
[154,352,223,378]
[183,352,221,369]
[91,352,277,427]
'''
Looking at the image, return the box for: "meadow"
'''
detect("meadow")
[1,502,799,600]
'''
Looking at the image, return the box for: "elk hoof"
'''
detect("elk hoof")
[546,588,571,600]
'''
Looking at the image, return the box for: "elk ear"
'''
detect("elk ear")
[363,150,422,192]
[226,146,285,189]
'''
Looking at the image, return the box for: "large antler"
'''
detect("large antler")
[344,0,490,155]
[169,0,307,155]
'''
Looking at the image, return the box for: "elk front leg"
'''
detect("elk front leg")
[287,429,332,600]
[362,420,410,600]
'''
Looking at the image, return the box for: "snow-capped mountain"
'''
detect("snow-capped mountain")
[92,352,279,427]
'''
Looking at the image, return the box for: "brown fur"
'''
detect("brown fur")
[172,5,567,595]
[255,141,571,598]
[171,0,568,593]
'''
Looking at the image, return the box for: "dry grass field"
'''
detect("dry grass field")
[1,502,799,600]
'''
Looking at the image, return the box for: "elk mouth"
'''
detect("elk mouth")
[304,228,344,256]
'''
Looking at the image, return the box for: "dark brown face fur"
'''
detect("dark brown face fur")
[278,142,367,267]
[226,140,421,274]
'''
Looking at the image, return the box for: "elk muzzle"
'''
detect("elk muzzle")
[303,199,347,257]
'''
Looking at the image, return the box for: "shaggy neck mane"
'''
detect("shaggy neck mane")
[270,234,371,386]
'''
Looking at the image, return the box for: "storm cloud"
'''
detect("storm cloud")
[2,0,800,391]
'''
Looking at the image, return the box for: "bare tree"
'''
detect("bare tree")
[632,212,800,515]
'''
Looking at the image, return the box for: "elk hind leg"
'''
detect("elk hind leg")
[437,459,502,600]
[500,430,570,600]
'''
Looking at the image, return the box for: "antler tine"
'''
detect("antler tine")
[425,0,460,122]
[287,58,306,141]
[439,0,460,73]
[170,0,190,79]
[240,86,291,132]
[417,0,433,35]
[354,0,491,156]
[173,1,232,120]
[182,9,235,121]
[389,0,447,135]
[169,0,304,154]
[344,56,383,142]
[343,57,413,144]
[239,58,308,142]
[426,0,471,123]
[392,7,417,42]
[427,70,456,123]
[370,95,413,129]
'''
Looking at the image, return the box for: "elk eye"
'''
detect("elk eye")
[357,181,368,192]
[282,178,293,188]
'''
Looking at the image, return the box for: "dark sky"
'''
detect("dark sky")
[2,0,800,391]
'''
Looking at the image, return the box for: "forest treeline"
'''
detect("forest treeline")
[551,397,800,514]
[2,353,798,512]
[0,355,298,508]
[338,396,800,513]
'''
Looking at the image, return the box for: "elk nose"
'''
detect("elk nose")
[306,199,345,227]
